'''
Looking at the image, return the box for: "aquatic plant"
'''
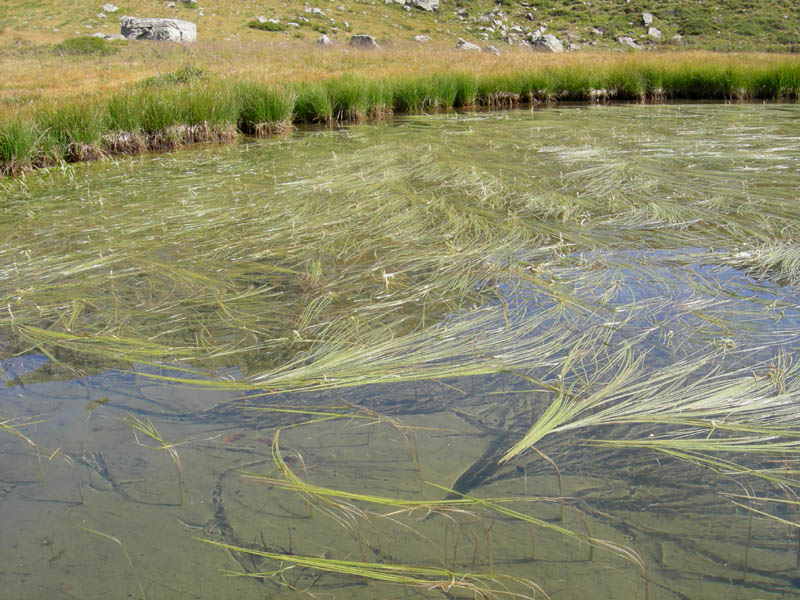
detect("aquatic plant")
[125,415,185,505]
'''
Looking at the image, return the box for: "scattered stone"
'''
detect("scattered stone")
[120,16,197,41]
[349,34,380,48]
[529,32,563,52]
[591,27,604,36]
[183,0,197,4]
[317,34,332,45]
[616,36,642,49]
[92,32,106,38]
[167,2,176,8]
[408,0,438,11]
[104,33,126,40]
[456,37,481,51]
[413,34,430,42]
[102,3,119,13]
[524,12,535,21]
[287,22,300,27]
[97,12,106,18]
[509,25,523,33]
[483,44,500,55]
[672,33,683,44]
[304,7,325,15]
[648,26,662,39]
[642,11,653,26]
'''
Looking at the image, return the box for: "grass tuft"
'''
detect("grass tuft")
[52,36,119,57]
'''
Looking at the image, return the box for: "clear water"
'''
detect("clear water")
[2,105,800,599]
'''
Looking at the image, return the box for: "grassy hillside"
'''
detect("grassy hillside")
[0,0,798,128]
[1,0,798,51]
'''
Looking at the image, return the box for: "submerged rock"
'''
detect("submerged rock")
[121,16,197,41]
[349,34,380,48]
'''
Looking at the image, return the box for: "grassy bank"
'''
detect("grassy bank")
[2,54,799,176]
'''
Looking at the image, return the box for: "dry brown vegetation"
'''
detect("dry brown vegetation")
[2,36,798,108]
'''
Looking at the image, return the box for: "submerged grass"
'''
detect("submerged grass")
[1,57,799,175]
[3,100,800,596]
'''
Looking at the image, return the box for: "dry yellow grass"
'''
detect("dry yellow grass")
[2,33,798,107]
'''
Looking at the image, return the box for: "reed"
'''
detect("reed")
[124,415,185,505]
[294,81,334,124]
[82,527,148,600]
[234,81,295,135]
[0,415,45,479]
[198,537,545,599]
[2,58,800,174]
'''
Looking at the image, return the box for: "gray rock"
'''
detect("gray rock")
[591,27,604,36]
[648,27,662,39]
[120,16,197,41]
[483,44,500,55]
[530,33,563,52]
[167,2,176,8]
[97,12,106,18]
[456,37,481,51]
[349,34,380,48]
[616,36,642,49]
[317,34,332,45]
[102,3,119,12]
[256,16,268,23]
[287,22,300,27]
[642,12,653,26]
[304,7,325,16]
[408,0,438,10]
[413,34,430,42]
[92,32,107,38]
[104,33,126,40]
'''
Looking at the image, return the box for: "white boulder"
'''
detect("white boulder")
[120,16,197,42]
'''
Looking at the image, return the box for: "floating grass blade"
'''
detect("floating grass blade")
[124,415,185,505]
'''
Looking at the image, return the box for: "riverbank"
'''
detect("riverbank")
[2,51,799,176]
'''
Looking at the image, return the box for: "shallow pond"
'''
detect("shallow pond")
[2,104,800,599]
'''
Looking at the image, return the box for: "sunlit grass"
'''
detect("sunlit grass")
[1,53,798,175]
